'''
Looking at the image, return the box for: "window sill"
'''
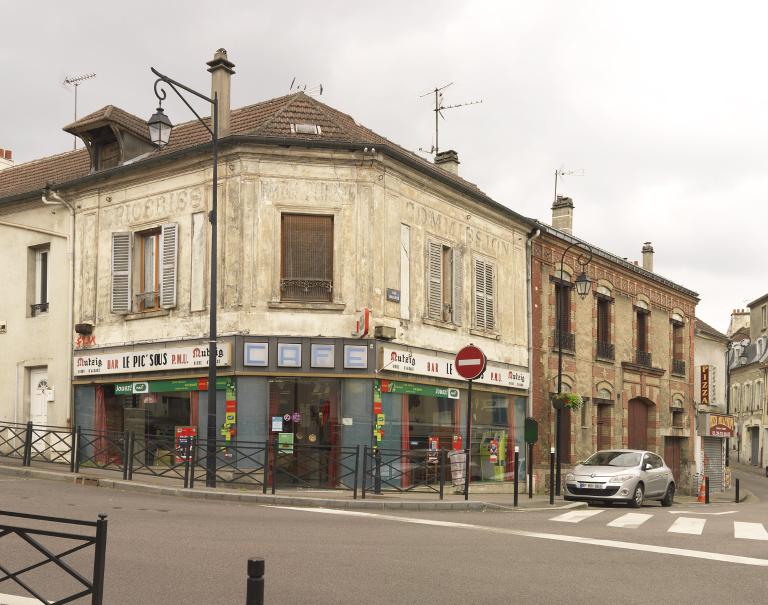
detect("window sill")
[469,328,500,340]
[124,309,170,321]
[422,318,457,331]
[595,355,615,364]
[268,301,346,312]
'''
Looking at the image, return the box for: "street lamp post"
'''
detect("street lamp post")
[554,241,592,496]
[149,67,219,488]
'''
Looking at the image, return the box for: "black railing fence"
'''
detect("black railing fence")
[0,510,107,604]
[0,421,483,500]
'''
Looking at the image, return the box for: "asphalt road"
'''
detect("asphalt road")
[1,470,768,604]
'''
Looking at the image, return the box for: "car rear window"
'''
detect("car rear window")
[583,451,641,467]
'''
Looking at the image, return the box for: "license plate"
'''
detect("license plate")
[579,482,602,489]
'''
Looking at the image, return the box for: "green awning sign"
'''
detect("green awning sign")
[114,377,232,394]
[378,380,460,399]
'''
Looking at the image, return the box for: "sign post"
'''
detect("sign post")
[455,345,487,501]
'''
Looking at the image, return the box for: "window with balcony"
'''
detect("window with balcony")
[635,305,651,367]
[553,279,574,351]
[596,296,613,360]
[29,245,50,317]
[671,319,685,375]
[280,214,333,302]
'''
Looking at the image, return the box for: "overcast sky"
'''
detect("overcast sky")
[2,1,765,333]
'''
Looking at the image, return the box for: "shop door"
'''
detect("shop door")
[628,399,648,450]
[596,405,611,451]
[750,427,760,466]
[29,368,48,427]
[702,437,723,491]
[664,437,681,483]
[269,379,339,488]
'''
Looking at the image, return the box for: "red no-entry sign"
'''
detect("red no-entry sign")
[454,345,487,381]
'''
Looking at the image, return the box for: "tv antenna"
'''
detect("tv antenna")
[553,166,586,202]
[289,77,323,96]
[418,82,482,155]
[63,72,96,150]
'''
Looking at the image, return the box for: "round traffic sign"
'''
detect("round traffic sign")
[454,345,487,381]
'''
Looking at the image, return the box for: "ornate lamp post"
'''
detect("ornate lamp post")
[149,67,219,488]
[554,241,592,495]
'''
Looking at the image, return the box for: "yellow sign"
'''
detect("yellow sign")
[709,414,734,438]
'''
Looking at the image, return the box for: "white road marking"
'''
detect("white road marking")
[668,517,706,535]
[271,506,768,567]
[669,510,736,516]
[550,509,604,523]
[734,522,768,541]
[0,594,50,604]
[607,513,652,529]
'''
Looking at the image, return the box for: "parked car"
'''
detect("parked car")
[564,449,675,507]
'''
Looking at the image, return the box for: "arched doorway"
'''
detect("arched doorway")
[628,398,651,450]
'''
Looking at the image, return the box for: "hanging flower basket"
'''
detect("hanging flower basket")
[552,392,584,410]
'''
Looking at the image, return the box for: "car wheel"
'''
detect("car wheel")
[629,483,644,508]
[661,483,675,507]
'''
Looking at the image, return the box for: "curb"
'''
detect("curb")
[0,464,583,512]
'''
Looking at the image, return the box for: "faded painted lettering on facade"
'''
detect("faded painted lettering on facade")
[260,179,357,205]
[103,186,204,226]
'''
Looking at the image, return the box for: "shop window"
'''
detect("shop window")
[110,223,178,314]
[473,257,495,332]
[280,214,333,302]
[29,244,50,316]
[426,240,462,324]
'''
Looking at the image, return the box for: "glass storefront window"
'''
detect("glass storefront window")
[470,393,526,482]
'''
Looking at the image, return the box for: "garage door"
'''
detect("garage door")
[703,437,723,492]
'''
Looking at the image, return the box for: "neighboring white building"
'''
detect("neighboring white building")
[693,318,730,491]
[0,147,75,428]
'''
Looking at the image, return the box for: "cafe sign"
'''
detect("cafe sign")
[708,414,735,438]
[74,344,231,376]
[380,346,530,390]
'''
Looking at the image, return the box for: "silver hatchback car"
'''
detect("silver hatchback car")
[564,449,675,507]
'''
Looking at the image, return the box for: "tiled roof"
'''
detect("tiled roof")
[0,92,482,203]
[695,317,729,341]
[63,105,151,143]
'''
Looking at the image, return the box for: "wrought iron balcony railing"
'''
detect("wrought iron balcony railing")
[672,359,686,376]
[553,330,575,352]
[596,341,615,361]
[636,350,652,367]
[135,291,159,311]
[280,278,333,302]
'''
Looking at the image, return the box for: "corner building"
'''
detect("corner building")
[0,50,533,490]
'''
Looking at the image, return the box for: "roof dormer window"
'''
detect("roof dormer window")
[290,123,322,135]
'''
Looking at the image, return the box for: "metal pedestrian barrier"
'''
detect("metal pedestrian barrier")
[0,510,108,604]
[361,446,447,499]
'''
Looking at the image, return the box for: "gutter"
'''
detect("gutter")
[41,188,75,426]
[526,227,541,417]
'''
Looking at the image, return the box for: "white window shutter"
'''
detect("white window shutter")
[160,223,179,309]
[427,241,442,320]
[452,248,463,325]
[485,263,495,331]
[111,232,132,314]
[474,258,486,330]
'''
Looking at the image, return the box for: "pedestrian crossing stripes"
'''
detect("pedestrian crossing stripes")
[548,510,768,540]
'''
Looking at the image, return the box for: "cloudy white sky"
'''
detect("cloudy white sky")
[2,1,765,333]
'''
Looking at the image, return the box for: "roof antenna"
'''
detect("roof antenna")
[418,83,482,155]
[63,72,96,150]
[553,166,586,203]
[289,77,323,96]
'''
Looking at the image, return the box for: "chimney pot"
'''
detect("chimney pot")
[434,150,460,175]
[206,48,235,138]
[641,241,654,272]
[0,148,14,170]
[551,195,574,234]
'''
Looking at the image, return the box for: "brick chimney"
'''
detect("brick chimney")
[551,195,574,234]
[434,150,460,175]
[642,242,654,272]
[0,148,13,171]
[206,48,235,138]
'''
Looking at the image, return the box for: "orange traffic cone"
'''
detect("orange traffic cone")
[697,477,706,503]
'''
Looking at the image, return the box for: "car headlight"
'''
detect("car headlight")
[565,473,575,481]
[608,474,635,484]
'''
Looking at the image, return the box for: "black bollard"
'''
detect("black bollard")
[246,558,265,605]
[735,478,740,503]
[528,442,533,499]
[513,446,519,507]
[705,476,710,504]
[549,447,555,505]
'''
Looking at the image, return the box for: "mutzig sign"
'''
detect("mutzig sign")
[380,346,529,390]
[74,344,232,376]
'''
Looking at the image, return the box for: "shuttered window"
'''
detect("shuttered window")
[111,232,132,313]
[555,283,571,333]
[427,241,443,320]
[160,223,179,309]
[281,214,333,301]
[597,298,611,343]
[426,240,463,324]
[474,258,495,331]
